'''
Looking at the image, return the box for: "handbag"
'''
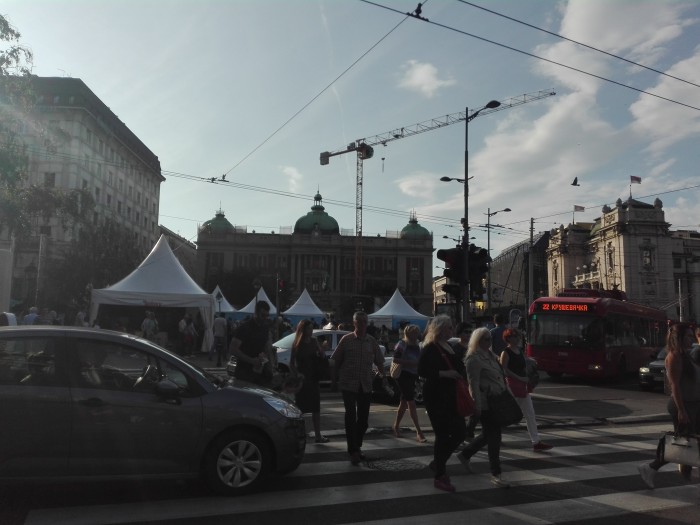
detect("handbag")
[487,389,523,427]
[526,358,540,392]
[506,376,528,398]
[438,347,475,417]
[661,432,700,467]
[389,360,402,379]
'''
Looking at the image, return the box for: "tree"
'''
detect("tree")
[1,14,92,239]
[46,220,145,309]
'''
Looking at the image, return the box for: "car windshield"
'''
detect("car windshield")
[273,333,296,350]
[529,314,604,348]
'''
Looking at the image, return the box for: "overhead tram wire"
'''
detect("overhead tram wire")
[458,0,700,91]
[360,0,700,112]
[219,3,425,179]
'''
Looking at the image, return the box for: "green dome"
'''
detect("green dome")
[202,209,235,234]
[294,192,340,235]
[400,212,430,239]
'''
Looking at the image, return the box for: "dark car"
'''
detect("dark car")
[639,347,666,391]
[0,326,305,495]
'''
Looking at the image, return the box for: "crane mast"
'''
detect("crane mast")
[320,89,556,294]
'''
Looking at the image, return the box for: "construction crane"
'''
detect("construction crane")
[320,89,556,293]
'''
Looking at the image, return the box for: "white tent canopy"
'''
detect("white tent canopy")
[282,288,324,322]
[235,287,277,316]
[211,285,236,313]
[89,235,215,351]
[368,289,431,330]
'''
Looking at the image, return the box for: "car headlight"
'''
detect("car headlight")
[639,367,650,373]
[264,396,302,418]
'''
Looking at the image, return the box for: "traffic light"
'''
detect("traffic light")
[436,247,465,283]
[468,244,491,299]
[278,278,286,293]
[441,283,461,300]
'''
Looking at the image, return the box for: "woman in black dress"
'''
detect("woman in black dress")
[291,319,329,443]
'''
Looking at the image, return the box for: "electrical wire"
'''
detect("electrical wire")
[457,0,700,91]
[359,0,700,112]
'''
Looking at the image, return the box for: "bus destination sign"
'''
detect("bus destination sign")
[536,302,590,312]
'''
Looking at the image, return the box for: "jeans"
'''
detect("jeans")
[341,389,372,455]
[426,407,466,478]
[462,410,502,476]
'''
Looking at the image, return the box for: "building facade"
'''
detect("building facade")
[546,198,700,321]
[0,76,162,309]
[196,194,434,320]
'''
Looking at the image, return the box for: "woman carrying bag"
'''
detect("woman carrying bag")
[638,322,699,488]
[457,327,512,488]
[391,324,427,443]
[418,315,467,493]
[500,328,552,452]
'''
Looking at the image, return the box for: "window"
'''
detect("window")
[44,172,56,187]
[106,194,112,207]
[117,201,122,214]
[0,337,59,386]
[82,179,88,190]
[73,340,153,391]
[94,187,101,203]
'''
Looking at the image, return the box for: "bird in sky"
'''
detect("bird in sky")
[571,177,580,186]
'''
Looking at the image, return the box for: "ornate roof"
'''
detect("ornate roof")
[202,209,235,235]
[400,211,430,239]
[293,192,340,235]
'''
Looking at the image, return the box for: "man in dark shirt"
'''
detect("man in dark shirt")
[229,301,273,385]
[490,313,507,356]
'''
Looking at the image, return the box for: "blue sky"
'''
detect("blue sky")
[4,0,700,272]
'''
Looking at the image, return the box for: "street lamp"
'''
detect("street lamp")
[215,290,223,314]
[440,99,501,323]
[485,207,511,316]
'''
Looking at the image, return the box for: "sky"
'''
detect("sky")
[3,0,700,275]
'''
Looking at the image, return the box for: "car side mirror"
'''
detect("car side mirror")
[156,379,182,404]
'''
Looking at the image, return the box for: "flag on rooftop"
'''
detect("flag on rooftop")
[630,175,642,184]
[574,205,585,212]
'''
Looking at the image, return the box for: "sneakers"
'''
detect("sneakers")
[456,452,473,473]
[533,441,553,452]
[490,474,510,488]
[314,435,330,443]
[638,463,656,489]
[434,475,456,493]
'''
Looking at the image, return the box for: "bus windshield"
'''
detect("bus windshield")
[529,314,605,348]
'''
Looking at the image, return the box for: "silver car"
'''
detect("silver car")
[0,326,306,496]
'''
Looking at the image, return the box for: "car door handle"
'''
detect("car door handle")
[79,397,104,407]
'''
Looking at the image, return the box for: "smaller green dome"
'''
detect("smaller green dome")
[202,209,235,234]
[294,192,340,235]
[400,212,430,239]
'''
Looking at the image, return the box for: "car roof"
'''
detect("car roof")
[273,329,350,349]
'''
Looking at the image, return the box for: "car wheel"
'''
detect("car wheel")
[203,429,271,496]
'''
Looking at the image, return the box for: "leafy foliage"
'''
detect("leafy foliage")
[47,220,145,307]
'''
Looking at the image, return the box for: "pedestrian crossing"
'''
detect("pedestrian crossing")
[23,422,699,525]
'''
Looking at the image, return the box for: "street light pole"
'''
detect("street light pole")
[485,207,511,317]
[440,99,501,324]
[462,100,501,324]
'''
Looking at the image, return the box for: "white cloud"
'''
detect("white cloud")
[398,60,455,98]
[282,166,303,193]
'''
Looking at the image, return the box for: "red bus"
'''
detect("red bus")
[527,289,666,379]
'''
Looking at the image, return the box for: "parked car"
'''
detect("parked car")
[0,326,306,495]
[639,347,666,391]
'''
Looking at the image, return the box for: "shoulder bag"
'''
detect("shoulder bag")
[486,359,523,427]
[438,347,474,418]
[389,360,402,379]
[660,432,700,467]
[526,357,540,392]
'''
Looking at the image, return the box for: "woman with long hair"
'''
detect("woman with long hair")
[638,322,698,488]
[499,327,552,452]
[290,319,329,443]
[457,327,510,488]
[391,324,427,443]
[417,314,466,492]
